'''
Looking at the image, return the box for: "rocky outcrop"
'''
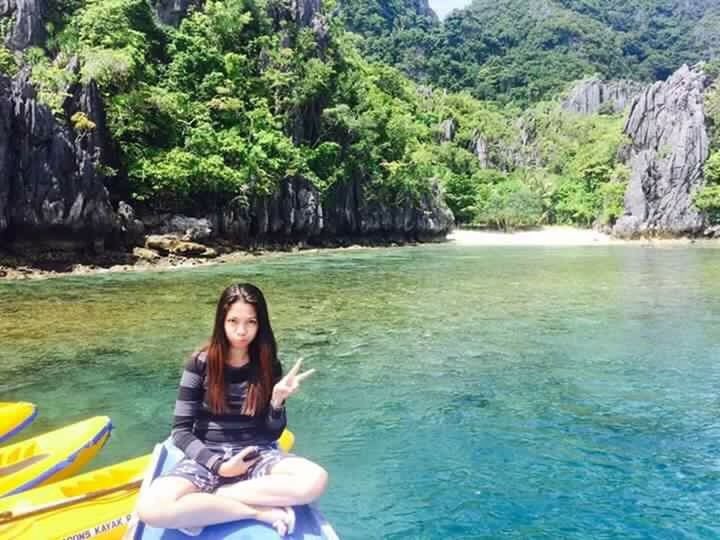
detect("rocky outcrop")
[155,215,213,242]
[613,65,711,238]
[151,0,202,26]
[410,0,438,20]
[1,0,47,50]
[0,77,11,234]
[64,58,125,201]
[117,201,145,246]
[0,0,452,258]
[144,234,216,257]
[323,177,453,241]
[562,78,644,115]
[292,0,321,27]
[215,175,452,246]
[265,0,330,145]
[219,176,324,243]
[0,69,117,251]
[438,119,456,142]
[150,0,327,33]
[470,132,490,168]
[268,0,322,29]
[490,116,541,171]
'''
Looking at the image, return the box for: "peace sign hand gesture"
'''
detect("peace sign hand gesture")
[270,357,316,408]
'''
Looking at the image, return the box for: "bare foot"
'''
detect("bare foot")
[256,507,293,536]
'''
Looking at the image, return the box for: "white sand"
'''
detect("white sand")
[447,226,624,246]
[446,226,719,246]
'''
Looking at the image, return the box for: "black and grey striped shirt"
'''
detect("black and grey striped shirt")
[170,352,287,472]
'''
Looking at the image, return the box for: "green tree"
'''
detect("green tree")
[476,177,545,231]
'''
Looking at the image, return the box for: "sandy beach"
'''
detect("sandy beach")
[446,226,706,246]
[1,226,714,280]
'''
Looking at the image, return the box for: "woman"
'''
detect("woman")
[136,283,328,536]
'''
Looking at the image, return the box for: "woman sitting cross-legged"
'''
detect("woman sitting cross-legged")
[136,283,328,537]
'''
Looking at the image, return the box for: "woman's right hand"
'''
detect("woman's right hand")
[217,446,260,478]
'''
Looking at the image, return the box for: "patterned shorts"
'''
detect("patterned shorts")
[164,444,293,493]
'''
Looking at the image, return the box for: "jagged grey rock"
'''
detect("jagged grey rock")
[439,119,456,142]
[0,69,116,251]
[471,132,489,167]
[410,0,438,20]
[562,78,644,115]
[613,64,711,238]
[325,178,453,239]
[151,0,202,26]
[219,176,324,243]
[117,201,145,246]
[269,0,320,28]
[155,215,214,242]
[258,176,324,238]
[0,76,11,235]
[496,117,541,171]
[266,0,330,143]
[1,0,47,50]
[612,215,643,239]
[219,175,452,245]
[293,0,320,27]
[0,0,452,254]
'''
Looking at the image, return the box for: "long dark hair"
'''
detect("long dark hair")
[202,283,278,415]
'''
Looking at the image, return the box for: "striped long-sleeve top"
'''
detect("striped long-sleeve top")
[170,351,287,472]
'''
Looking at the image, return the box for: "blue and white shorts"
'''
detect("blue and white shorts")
[165,444,293,493]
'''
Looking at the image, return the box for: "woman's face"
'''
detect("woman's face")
[224,301,259,350]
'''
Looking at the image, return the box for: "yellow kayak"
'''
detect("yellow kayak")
[0,454,149,540]
[0,416,112,497]
[0,428,294,540]
[277,428,295,452]
[0,403,37,445]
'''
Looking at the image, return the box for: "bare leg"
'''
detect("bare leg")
[136,476,293,532]
[215,457,328,507]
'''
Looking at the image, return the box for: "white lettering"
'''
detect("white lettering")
[63,513,133,540]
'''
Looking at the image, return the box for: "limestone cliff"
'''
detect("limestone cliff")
[613,65,711,238]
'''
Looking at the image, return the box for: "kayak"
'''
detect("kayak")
[132,436,338,540]
[0,454,150,540]
[0,431,295,539]
[0,416,113,497]
[0,403,38,445]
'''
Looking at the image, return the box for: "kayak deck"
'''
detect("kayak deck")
[133,441,338,540]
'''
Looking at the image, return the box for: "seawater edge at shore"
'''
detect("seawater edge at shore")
[447,226,716,246]
[0,239,430,281]
[1,226,718,280]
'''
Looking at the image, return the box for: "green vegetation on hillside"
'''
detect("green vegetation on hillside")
[17,0,712,232]
[339,0,720,105]
[29,0,463,213]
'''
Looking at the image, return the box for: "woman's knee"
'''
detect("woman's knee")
[137,496,177,526]
[294,464,329,503]
[135,477,195,526]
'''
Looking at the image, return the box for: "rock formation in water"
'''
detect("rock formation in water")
[562,78,644,115]
[322,176,453,242]
[0,0,452,261]
[613,64,711,238]
[215,175,452,246]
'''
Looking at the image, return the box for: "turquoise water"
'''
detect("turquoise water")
[2,245,720,539]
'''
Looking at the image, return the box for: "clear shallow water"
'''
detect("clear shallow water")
[2,245,720,539]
